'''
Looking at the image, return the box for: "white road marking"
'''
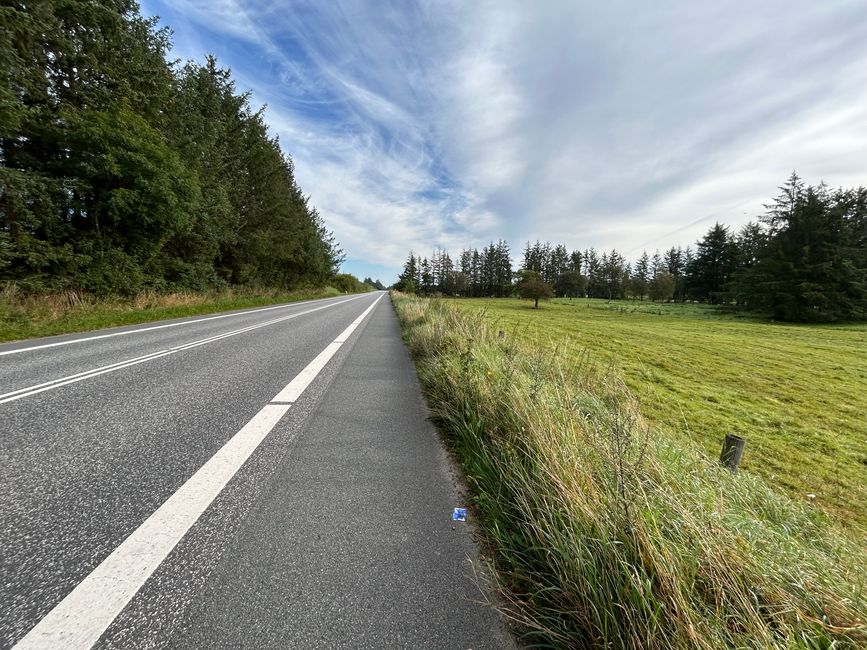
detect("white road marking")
[0,294,362,357]
[272,294,383,403]
[0,296,365,405]
[12,404,291,650]
[12,294,384,650]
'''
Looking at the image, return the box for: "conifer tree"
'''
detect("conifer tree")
[631,252,650,300]
[687,223,737,303]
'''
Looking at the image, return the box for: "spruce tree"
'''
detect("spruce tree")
[631,252,650,300]
[688,223,737,303]
[740,179,867,321]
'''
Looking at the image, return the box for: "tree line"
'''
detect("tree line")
[396,174,866,322]
[1,1,344,296]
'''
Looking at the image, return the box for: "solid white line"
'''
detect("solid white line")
[0,294,357,357]
[0,296,365,405]
[271,294,383,403]
[270,341,344,403]
[12,294,384,649]
[12,404,291,650]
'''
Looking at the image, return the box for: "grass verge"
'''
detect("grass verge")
[392,293,866,649]
[0,284,357,342]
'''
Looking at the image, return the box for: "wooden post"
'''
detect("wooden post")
[720,434,745,473]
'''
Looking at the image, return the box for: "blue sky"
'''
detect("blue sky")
[141,1,867,284]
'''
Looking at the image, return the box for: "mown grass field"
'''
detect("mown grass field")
[393,294,866,648]
[0,285,353,343]
[452,297,867,532]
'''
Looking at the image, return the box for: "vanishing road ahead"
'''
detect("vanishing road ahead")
[0,292,512,649]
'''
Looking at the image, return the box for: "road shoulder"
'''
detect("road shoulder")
[170,295,515,648]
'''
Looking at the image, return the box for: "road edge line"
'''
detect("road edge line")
[12,294,384,649]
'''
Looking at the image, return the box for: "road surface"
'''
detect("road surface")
[0,292,513,649]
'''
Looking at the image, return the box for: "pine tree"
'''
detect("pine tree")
[664,247,686,301]
[420,257,432,294]
[584,248,602,298]
[0,3,343,294]
[471,249,481,296]
[569,250,582,274]
[631,252,650,300]
[687,223,737,303]
[398,252,418,292]
[738,179,867,321]
[495,240,513,296]
[549,244,569,288]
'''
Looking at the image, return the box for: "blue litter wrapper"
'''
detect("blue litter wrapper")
[452,507,467,522]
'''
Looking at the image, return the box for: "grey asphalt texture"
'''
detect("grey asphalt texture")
[0,292,514,649]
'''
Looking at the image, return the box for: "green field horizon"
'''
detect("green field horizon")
[451,296,867,532]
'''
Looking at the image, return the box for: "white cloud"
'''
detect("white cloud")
[149,0,867,278]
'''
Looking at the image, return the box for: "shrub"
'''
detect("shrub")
[331,273,372,294]
[517,278,554,308]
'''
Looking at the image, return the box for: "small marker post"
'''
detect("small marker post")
[720,434,746,473]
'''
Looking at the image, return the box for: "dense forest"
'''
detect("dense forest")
[397,175,867,322]
[0,1,343,296]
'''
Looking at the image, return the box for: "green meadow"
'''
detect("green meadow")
[394,294,866,647]
[453,297,867,532]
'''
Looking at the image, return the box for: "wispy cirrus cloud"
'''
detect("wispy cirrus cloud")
[141,0,867,281]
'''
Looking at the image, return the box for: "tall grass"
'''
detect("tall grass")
[457,297,867,531]
[0,284,345,342]
[392,294,866,649]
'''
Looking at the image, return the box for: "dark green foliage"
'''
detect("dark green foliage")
[62,105,200,294]
[686,222,738,303]
[517,275,553,308]
[648,271,674,301]
[0,2,342,296]
[522,240,582,296]
[732,174,867,321]
[664,246,689,301]
[396,251,419,292]
[400,242,513,297]
[556,269,584,298]
[397,175,865,322]
[460,240,512,297]
[630,252,650,299]
[331,273,371,293]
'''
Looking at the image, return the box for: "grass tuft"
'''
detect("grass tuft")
[392,293,866,649]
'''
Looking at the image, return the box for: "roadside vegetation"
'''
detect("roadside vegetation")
[0,283,373,343]
[393,293,866,648]
[2,2,346,298]
[395,174,866,323]
[0,4,392,344]
[457,297,867,531]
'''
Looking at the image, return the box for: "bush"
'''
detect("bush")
[517,278,554,308]
[331,273,373,294]
[80,249,147,297]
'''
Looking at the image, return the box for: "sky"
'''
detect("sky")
[140,0,867,283]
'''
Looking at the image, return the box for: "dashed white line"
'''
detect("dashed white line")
[12,293,384,650]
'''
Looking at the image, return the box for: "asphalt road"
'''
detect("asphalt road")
[0,292,513,649]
